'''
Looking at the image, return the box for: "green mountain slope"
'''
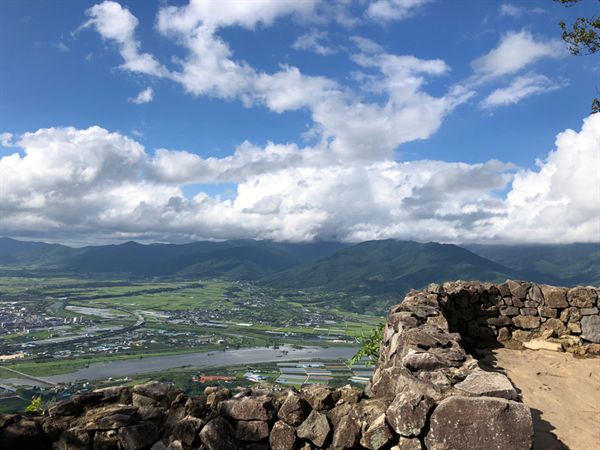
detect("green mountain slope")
[466,243,600,286]
[263,240,522,296]
[0,238,348,279]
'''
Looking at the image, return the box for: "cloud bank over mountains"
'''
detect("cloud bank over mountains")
[1,0,597,244]
[1,114,598,244]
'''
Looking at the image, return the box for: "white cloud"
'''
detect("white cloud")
[129,87,154,104]
[494,113,600,242]
[83,2,468,162]
[499,4,545,18]
[81,1,168,77]
[148,140,311,184]
[156,0,318,33]
[480,73,565,109]
[54,2,598,244]
[3,117,597,244]
[55,42,70,52]
[0,132,13,147]
[366,0,432,22]
[293,30,336,55]
[472,30,564,80]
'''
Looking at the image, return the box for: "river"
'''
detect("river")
[0,345,357,387]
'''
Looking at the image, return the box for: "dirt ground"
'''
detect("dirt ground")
[478,347,600,450]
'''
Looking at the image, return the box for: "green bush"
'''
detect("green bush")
[349,322,384,366]
[24,395,44,414]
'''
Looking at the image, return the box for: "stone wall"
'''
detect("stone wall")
[432,280,599,349]
[0,280,597,450]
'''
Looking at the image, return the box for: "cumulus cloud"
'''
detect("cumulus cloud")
[494,113,600,242]
[155,0,317,33]
[499,3,545,18]
[129,87,154,104]
[81,1,168,77]
[480,73,565,109]
[148,141,311,184]
[25,1,590,244]
[0,132,13,147]
[293,30,336,55]
[2,117,598,243]
[472,30,564,80]
[366,0,432,22]
[80,1,470,162]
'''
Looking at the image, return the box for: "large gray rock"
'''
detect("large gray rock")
[540,286,568,308]
[0,419,49,450]
[199,417,240,450]
[93,430,121,450]
[426,396,533,450]
[402,352,448,371]
[235,420,269,442]
[499,306,519,316]
[86,413,137,431]
[117,422,159,450]
[581,315,600,343]
[48,392,104,417]
[507,281,529,299]
[172,416,202,447]
[277,392,311,426]
[385,388,434,437]
[184,396,208,418]
[360,414,393,450]
[55,426,91,450]
[219,395,275,421]
[330,414,361,449]
[392,436,423,450]
[296,410,330,447]
[454,370,517,400]
[132,382,179,408]
[301,384,336,410]
[567,287,596,308]
[512,315,540,330]
[269,421,297,450]
[541,318,567,336]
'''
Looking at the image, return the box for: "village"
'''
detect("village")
[0,276,379,412]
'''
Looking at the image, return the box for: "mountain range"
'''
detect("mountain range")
[1,237,598,298]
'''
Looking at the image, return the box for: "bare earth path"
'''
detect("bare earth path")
[479,348,600,450]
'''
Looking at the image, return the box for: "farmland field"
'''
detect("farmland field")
[0,276,380,395]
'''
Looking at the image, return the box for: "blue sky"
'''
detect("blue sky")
[0,0,598,244]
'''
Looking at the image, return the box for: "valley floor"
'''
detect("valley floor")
[480,348,600,450]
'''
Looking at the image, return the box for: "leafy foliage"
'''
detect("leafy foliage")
[24,396,44,414]
[555,0,600,113]
[349,322,385,366]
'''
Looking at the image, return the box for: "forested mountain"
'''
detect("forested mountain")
[466,243,600,286]
[263,240,522,296]
[1,238,598,295]
[0,238,348,280]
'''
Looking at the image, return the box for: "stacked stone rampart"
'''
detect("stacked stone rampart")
[437,280,599,346]
[0,280,597,450]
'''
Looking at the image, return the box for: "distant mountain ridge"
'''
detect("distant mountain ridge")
[1,238,598,297]
[263,240,523,295]
[0,237,349,280]
[465,243,600,286]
